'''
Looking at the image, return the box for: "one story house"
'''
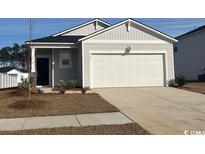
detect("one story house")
[0,67,28,83]
[174,25,205,81]
[26,18,177,88]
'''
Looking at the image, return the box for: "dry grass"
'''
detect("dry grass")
[179,82,205,94]
[0,123,150,135]
[0,89,119,119]
[7,99,48,110]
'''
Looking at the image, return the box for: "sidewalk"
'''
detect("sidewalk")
[0,112,133,131]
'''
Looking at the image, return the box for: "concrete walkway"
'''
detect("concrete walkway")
[0,112,133,131]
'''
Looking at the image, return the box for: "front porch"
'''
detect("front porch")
[31,45,82,88]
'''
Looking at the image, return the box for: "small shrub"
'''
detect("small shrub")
[57,80,66,94]
[175,75,186,87]
[18,78,29,91]
[18,76,35,91]
[57,80,65,87]
[81,87,89,94]
[67,79,78,89]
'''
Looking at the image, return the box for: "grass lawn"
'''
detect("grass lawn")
[0,89,119,119]
[0,123,150,135]
[178,82,205,94]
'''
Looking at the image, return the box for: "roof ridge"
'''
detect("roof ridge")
[79,18,177,43]
[52,18,111,37]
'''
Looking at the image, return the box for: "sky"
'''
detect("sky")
[0,18,205,48]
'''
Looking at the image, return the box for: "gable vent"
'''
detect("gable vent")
[127,21,131,32]
[95,20,98,30]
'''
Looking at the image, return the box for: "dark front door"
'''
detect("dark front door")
[37,58,49,85]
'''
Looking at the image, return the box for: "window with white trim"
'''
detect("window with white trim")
[59,53,72,68]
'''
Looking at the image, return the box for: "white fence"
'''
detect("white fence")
[0,73,18,89]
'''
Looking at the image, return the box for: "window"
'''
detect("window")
[59,53,72,68]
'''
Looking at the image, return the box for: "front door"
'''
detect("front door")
[37,58,49,85]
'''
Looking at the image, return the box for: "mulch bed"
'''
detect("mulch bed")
[178,82,205,94]
[7,89,28,96]
[0,89,119,119]
[0,123,150,135]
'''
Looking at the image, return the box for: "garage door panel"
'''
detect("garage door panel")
[91,54,165,88]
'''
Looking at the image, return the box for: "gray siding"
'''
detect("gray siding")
[63,22,107,36]
[88,23,167,41]
[175,31,205,80]
[36,48,82,87]
[83,42,174,88]
[53,48,80,86]
[77,44,83,86]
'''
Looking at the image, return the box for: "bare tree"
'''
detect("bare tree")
[27,18,38,101]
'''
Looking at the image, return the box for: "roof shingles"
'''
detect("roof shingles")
[176,25,205,39]
[29,35,85,43]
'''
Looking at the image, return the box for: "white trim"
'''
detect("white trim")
[79,19,178,43]
[90,54,93,88]
[164,52,169,87]
[82,41,85,88]
[171,47,175,80]
[53,19,111,37]
[31,47,36,73]
[90,50,167,54]
[89,51,168,88]
[36,54,51,86]
[84,40,169,44]
[26,42,75,45]
[52,49,55,87]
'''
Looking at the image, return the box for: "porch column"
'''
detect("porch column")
[52,48,55,87]
[31,47,36,73]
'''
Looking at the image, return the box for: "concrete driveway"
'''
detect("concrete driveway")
[94,87,205,135]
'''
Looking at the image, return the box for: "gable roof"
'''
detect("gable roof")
[52,18,111,37]
[27,35,85,44]
[79,18,178,43]
[176,25,205,39]
[0,67,27,73]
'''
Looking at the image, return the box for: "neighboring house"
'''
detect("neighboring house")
[175,25,205,81]
[0,67,28,83]
[26,18,177,88]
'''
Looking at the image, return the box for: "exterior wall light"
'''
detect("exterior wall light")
[125,45,131,53]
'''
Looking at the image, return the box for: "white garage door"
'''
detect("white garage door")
[91,54,165,88]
